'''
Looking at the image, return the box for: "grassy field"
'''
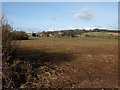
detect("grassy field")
[82,32,118,39]
[17,37,118,88]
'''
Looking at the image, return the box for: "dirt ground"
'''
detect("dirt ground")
[15,37,118,88]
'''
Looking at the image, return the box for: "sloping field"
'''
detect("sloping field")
[17,37,118,88]
[82,32,118,39]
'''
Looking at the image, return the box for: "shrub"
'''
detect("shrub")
[1,17,18,88]
[13,31,29,40]
[32,33,36,37]
[2,20,16,63]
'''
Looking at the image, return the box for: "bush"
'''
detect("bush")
[1,17,18,88]
[13,31,29,40]
[2,21,16,63]
[32,33,36,37]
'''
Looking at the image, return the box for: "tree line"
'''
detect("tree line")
[32,28,119,38]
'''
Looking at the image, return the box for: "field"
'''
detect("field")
[82,32,118,39]
[16,37,118,88]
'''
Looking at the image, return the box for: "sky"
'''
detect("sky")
[2,2,118,32]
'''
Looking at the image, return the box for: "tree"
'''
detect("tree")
[93,28,100,32]
[32,33,36,37]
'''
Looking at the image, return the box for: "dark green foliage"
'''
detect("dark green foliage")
[93,28,100,32]
[13,31,29,40]
[32,33,36,37]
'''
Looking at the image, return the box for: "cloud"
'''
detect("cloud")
[72,8,93,21]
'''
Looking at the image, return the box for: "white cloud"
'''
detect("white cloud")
[72,8,93,21]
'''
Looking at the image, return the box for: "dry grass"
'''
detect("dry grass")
[16,37,118,88]
[82,32,118,39]
[108,32,118,36]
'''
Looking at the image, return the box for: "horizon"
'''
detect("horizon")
[13,27,119,33]
[26,28,118,34]
[2,2,118,33]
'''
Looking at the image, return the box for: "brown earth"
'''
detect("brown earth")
[9,37,118,88]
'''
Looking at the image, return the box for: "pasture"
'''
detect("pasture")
[17,37,118,88]
[82,32,119,39]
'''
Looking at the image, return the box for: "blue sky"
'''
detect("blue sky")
[2,2,118,32]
